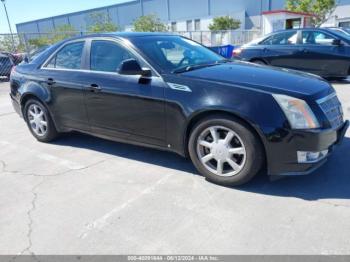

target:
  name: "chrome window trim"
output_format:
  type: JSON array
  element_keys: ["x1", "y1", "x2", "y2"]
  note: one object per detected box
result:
[
  {"x1": 40, "y1": 36, "x2": 162, "y2": 78},
  {"x1": 40, "y1": 67, "x2": 162, "y2": 80}
]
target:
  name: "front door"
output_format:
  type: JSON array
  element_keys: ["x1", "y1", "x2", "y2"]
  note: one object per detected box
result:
[
  {"x1": 83, "y1": 39, "x2": 166, "y2": 147},
  {"x1": 300, "y1": 30, "x2": 350, "y2": 77}
]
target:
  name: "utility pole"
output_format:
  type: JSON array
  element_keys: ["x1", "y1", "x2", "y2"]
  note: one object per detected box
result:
[{"x1": 1, "y1": 0, "x2": 16, "y2": 52}]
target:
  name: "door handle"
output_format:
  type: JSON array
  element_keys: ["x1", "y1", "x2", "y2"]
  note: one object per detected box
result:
[
  {"x1": 46, "y1": 78, "x2": 56, "y2": 86},
  {"x1": 88, "y1": 84, "x2": 102, "y2": 92}
]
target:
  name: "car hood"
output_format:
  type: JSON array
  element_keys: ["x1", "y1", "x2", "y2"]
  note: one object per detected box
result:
[{"x1": 182, "y1": 62, "x2": 333, "y2": 98}]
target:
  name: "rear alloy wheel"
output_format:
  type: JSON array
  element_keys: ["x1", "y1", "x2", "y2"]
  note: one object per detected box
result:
[
  {"x1": 24, "y1": 99, "x2": 58, "y2": 142},
  {"x1": 189, "y1": 116, "x2": 264, "y2": 186}
]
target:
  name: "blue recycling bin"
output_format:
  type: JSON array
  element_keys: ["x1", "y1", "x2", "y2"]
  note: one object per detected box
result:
[{"x1": 209, "y1": 45, "x2": 235, "y2": 58}]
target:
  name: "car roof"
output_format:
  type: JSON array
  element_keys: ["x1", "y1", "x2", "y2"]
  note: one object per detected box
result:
[
  {"x1": 60, "y1": 32, "x2": 174, "y2": 44},
  {"x1": 272, "y1": 28, "x2": 333, "y2": 33}
]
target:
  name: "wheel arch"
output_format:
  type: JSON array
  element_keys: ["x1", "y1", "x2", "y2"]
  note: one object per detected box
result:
[
  {"x1": 20, "y1": 93, "x2": 49, "y2": 115},
  {"x1": 183, "y1": 109, "x2": 267, "y2": 162},
  {"x1": 19, "y1": 81, "x2": 50, "y2": 106},
  {"x1": 250, "y1": 58, "x2": 268, "y2": 65},
  {"x1": 20, "y1": 93, "x2": 59, "y2": 132}
]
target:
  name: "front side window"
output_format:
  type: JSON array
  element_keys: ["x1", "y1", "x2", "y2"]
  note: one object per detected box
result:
[
  {"x1": 302, "y1": 31, "x2": 336, "y2": 45},
  {"x1": 261, "y1": 31, "x2": 298, "y2": 45},
  {"x1": 46, "y1": 41, "x2": 84, "y2": 69},
  {"x1": 131, "y1": 36, "x2": 225, "y2": 73},
  {"x1": 90, "y1": 40, "x2": 136, "y2": 73}
]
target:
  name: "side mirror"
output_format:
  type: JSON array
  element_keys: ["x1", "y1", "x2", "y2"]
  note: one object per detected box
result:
[
  {"x1": 119, "y1": 59, "x2": 152, "y2": 77},
  {"x1": 332, "y1": 39, "x2": 342, "y2": 46}
]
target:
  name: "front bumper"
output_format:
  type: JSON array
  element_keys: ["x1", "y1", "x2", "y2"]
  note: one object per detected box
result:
[{"x1": 267, "y1": 120, "x2": 349, "y2": 176}]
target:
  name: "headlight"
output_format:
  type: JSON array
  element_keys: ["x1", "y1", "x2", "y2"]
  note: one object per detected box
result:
[{"x1": 273, "y1": 94, "x2": 320, "y2": 129}]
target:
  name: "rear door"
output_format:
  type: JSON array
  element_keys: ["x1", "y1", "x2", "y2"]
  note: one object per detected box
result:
[
  {"x1": 259, "y1": 30, "x2": 302, "y2": 70},
  {"x1": 300, "y1": 30, "x2": 350, "y2": 77},
  {"x1": 40, "y1": 40, "x2": 90, "y2": 131}
]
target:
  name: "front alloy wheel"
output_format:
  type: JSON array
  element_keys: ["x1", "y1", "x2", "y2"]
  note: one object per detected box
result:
[
  {"x1": 197, "y1": 126, "x2": 246, "y2": 177},
  {"x1": 189, "y1": 115, "x2": 264, "y2": 186}
]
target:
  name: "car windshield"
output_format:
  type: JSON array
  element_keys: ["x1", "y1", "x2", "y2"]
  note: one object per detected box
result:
[
  {"x1": 329, "y1": 28, "x2": 350, "y2": 39},
  {"x1": 245, "y1": 36, "x2": 267, "y2": 46},
  {"x1": 131, "y1": 36, "x2": 226, "y2": 73}
]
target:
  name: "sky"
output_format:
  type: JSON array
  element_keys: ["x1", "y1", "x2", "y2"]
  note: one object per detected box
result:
[{"x1": 0, "y1": 0, "x2": 130, "y2": 33}]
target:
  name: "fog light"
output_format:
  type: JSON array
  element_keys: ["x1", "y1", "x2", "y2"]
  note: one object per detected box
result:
[{"x1": 297, "y1": 150, "x2": 328, "y2": 163}]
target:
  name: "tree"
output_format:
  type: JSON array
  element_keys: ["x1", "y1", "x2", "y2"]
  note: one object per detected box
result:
[
  {"x1": 209, "y1": 16, "x2": 241, "y2": 31},
  {"x1": 0, "y1": 35, "x2": 16, "y2": 52},
  {"x1": 286, "y1": 0, "x2": 337, "y2": 26},
  {"x1": 51, "y1": 24, "x2": 79, "y2": 43},
  {"x1": 87, "y1": 12, "x2": 119, "y2": 33},
  {"x1": 0, "y1": 34, "x2": 26, "y2": 52},
  {"x1": 28, "y1": 24, "x2": 78, "y2": 48},
  {"x1": 133, "y1": 14, "x2": 168, "y2": 32}
]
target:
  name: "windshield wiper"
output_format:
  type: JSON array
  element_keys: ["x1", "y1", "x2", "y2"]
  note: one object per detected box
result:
[{"x1": 172, "y1": 59, "x2": 231, "y2": 74}]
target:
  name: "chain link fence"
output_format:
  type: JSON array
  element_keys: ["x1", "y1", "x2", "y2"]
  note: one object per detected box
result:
[
  {"x1": 0, "y1": 30, "x2": 261, "y2": 81},
  {"x1": 177, "y1": 30, "x2": 262, "y2": 47}
]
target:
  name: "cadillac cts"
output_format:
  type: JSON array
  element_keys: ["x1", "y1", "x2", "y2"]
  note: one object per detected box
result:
[{"x1": 10, "y1": 33, "x2": 349, "y2": 186}]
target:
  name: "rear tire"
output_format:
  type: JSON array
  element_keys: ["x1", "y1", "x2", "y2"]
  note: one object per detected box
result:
[
  {"x1": 251, "y1": 59, "x2": 267, "y2": 65},
  {"x1": 24, "y1": 99, "x2": 59, "y2": 142},
  {"x1": 188, "y1": 115, "x2": 264, "y2": 186}
]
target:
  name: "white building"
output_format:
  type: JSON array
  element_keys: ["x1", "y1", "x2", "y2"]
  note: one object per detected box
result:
[{"x1": 15, "y1": 0, "x2": 350, "y2": 35}]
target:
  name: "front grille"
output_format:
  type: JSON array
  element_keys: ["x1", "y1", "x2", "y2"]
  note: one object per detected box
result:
[{"x1": 317, "y1": 93, "x2": 344, "y2": 129}]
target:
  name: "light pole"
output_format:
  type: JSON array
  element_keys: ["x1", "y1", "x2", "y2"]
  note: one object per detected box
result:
[{"x1": 1, "y1": 0, "x2": 16, "y2": 51}]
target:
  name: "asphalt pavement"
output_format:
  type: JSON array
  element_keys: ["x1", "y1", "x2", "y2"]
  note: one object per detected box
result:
[{"x1": 0, "y1": 79, "x2": 349, "y2": 255}]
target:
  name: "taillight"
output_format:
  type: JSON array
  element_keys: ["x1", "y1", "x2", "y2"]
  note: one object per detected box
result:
[{"x1": 233, "y1": 48, "x2": 242, "y2": 56}]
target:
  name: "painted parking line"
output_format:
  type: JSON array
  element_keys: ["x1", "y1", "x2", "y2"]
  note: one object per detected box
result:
[
  {"x1": 79, "y1": 174, "x2": 172, "y2": 239},
  {"x1": 0, "y1": 140, "x2": 85, "y2": 170}
]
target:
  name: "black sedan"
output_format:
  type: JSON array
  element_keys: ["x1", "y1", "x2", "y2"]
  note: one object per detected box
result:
[
  {"x1": 233, "y1": 28, "x2": 350, "y2": 80},
  {"x1": 10, "y1": 33, "x2": 349, "y2": 186}
]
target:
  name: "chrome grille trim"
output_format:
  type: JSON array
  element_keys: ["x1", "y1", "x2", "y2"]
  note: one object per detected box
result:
[{"x1": 317, "y1": 93, "x2": 344, "y2": 129}]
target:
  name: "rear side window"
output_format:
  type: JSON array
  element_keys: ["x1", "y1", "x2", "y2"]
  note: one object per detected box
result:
[
  {"x1": 90, "y1": 40, "x2": 136, "y2": 72},
  {"x1": 302, "y1": 31, "x2": 336, "y2": 45},
  {"x1": 46, "y1": 41, "x2": 84, "y2": 69},
  {"x1": 261, "y1": 31, "x2": 298, "y2": 45}
]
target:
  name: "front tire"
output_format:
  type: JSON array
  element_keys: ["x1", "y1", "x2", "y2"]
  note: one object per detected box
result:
[
  {"x1": 188, "y1": 115, "x2": 264, "y2": 186},
  {"x1": 24, "y1": 99, "x2": 59, "y2": 142}
]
